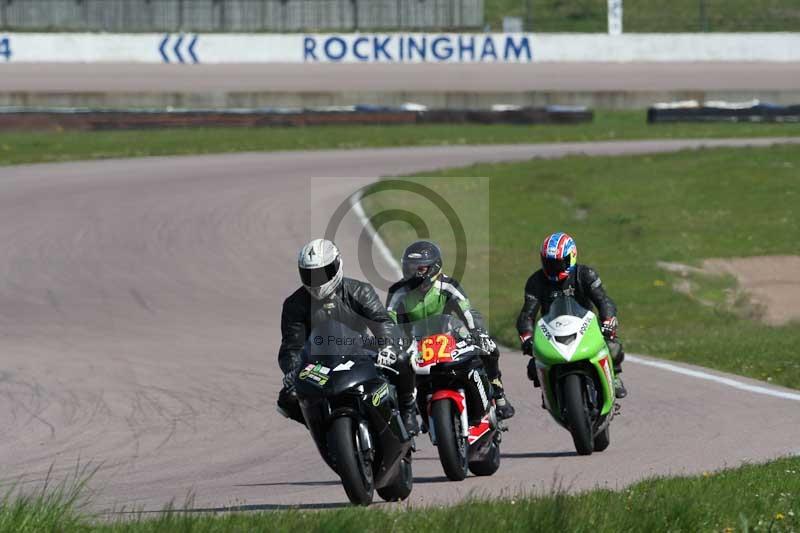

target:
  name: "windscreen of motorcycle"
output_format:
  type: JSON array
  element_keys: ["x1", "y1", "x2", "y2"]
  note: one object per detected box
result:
[
  {"x1": 543, "y1": 295, "x2": 590, "y2": 322},
  {"x1": 302, "y1": 319, "x2": 377, "y2": 363},
  {"x1": 408, "y1": 314, "x2": 470, "y2": 343}
]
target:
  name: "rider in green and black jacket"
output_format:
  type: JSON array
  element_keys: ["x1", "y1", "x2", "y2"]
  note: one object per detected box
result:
[{"x1": 386, "y1": 240, "x2": 515, "y2": 420}]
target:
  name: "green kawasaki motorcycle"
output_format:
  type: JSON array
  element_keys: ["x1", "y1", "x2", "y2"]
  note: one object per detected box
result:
[{"x1": 532, "y1": 295, "x2": 618, "y2": 455}]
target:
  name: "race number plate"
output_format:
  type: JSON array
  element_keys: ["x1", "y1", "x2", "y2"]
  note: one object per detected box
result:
[{"x1": 416, "y1": 334, "x2": 457, "y2": 368}]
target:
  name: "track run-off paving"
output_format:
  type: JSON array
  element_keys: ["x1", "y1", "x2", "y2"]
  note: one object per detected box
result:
[{"x1": 0, "y1": 62, "x2": 798, "y2": 92}]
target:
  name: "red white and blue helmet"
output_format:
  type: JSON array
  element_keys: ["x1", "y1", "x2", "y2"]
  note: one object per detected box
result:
[{"x1": 540, "y1": 232, "x2": 577, "y2": 282}]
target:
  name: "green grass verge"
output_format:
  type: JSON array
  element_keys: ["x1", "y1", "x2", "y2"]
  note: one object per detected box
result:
[
  {"x1": 3, "y1": 111, "x2": 800, "y2": 167},
  {"x1": 485, "y1": 0, "x2": 800, "y2": 32},
  {"x1": 2, "y1": 457, "x2": 799, "y2": 531},
  {"x1": 362, "y1": 144, "x2": 800, "y2": 389}
]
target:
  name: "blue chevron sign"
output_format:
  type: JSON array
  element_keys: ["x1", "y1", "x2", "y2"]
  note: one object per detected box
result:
[{"x1": 159, "y1": 34, "x2": 199, "y2": 64}]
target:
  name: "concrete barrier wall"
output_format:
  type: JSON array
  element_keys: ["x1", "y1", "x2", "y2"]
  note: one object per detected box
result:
[
  {"x1": 534, "y1": 33, "x2": 800, "y2": 62},
  {"x1": 0, "y1": 32, "x2": 799, "y2": 63}
]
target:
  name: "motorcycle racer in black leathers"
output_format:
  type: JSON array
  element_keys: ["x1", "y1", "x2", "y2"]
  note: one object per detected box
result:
[
  {"x1": 277, "y1": 238, "x2": 420, "y2": 434},
  {"x1": 516, "y1": 232, "x2": 628, "y2": 399},
  {"x1": 386, "y1": 240, "x2": 516, "y2": 420}
]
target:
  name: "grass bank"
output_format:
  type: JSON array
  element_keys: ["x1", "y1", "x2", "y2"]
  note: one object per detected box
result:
[
  {"x1": 2, "y1": 457, "x2": 798, "y2": 532},
  {"x1": 485, "y1": 0, "x2": 800, "y2": 32},
  {"x1": 2, "y1": 111, "x2": 800, "y2": 167},
  {"x1": 363, "y1": 144, "x2": 800, "y2": 389}
]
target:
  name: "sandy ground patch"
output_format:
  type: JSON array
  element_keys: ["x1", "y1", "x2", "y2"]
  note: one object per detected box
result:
[{"x1": 661, "y1": 256, "x2": 800, "y2": 326}]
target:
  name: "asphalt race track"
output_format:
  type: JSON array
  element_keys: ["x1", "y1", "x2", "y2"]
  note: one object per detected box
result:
[
  {"x1": 1, "y1": 62, "x2": 798, "y2": 92},
  {"x1": 1, "y1": 139, "x2": 799, "y2": 512}
]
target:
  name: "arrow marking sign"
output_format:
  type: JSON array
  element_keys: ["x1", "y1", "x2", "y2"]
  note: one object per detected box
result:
[{"x1": 159, "y1": 34, "x2": 199, "y2": 64}]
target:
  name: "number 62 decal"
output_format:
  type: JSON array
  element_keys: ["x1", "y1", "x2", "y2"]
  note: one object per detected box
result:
[{"x1": 417, "y1": 334, "x2": 456, "y2": 367}]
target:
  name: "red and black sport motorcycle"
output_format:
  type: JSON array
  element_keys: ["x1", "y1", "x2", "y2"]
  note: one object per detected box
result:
[{"x1": 410, "y1": 315, "x2": 503, "y2": 481}]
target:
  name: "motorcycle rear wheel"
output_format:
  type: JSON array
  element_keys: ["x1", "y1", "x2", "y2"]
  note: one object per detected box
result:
[
  {"x1": 377, "y1": 450, "x2": 413, "y2": 502},
  {"x1": 468, "y1": 438, "x2": 500, "y2": 476},
  {"x1": 330, "y1": 416, "x2": 374, "y2": 505},
  {"x1": 432, "y1": 399, "x2": 468, "y2": 481},
  {"x1": 563, "y1": 374, "x2": 594, "y2": 456},
  {"x1": 594, "y1": 424, "x2": 611, "y2": 452}
]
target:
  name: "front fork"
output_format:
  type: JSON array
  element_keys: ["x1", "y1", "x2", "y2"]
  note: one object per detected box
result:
[{"x1": 427, "y1": 388, "x2": 468, "y2": 446}]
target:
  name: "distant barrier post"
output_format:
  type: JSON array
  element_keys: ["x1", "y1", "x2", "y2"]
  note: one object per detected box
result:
[{"x1": 608, "y1": 0, "x2": 623, "y2": 35}]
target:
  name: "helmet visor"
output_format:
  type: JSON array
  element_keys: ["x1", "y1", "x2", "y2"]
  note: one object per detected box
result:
[
  {"x1": 299, "y1": 257, "x2": 341, "y2": 288},
  {"x1": 402, "y1": 259, "x2": 434, "y2": 280},
  {"x1": 542, "y1": 256, "x2": 571, "y2": 278}
]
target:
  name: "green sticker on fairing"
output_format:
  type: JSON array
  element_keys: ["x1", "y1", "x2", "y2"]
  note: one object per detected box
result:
[
  {"x1": 372, "y1": 383, "x2": 389, "y2": 406},
  {"x1": 299, "y1": 363, "x2": 331, "y2": 386}
]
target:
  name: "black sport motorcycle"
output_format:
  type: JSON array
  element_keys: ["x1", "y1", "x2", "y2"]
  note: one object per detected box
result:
[{"x1": 293, "y1": 320, "x2": 414, "y2": 505}]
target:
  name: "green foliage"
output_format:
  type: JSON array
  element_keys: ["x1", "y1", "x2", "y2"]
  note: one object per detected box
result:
[
  {"x1": 2, "y1": 111, "x2": 800, "y2": 167},
  {"x1": 3, "y1": 458, "x2": 799, "y2": 531},
  {"x1": 0, "y1": 464, "x2": 95, "y2": 533}
]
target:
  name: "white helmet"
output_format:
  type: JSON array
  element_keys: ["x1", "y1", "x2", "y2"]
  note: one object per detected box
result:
[{"x1": 298, "y1": 239, "x2": 343, "y2": 300}]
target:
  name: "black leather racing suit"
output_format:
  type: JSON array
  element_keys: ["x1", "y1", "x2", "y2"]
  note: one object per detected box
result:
[
  {"x1": 516, "y1": 264, "x2": 624, "y2": 375},
  {"x1": 278, "y1": 277, "x2": 415, "y2": 423}
]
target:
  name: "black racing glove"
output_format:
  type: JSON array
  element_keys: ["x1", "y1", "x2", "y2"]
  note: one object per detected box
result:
[
  {"x1": 282, "y1": 371, "x2": 297, "y2": 393},
  {"x1": 471, "y1": 330, "x2": 496, "y2": 354},
  {"x1": 520, "y1": 332, "x2": 533, "y2": 356},
  {"x1": 601, "y1": 317, "x2": 618, "y2": 340}
]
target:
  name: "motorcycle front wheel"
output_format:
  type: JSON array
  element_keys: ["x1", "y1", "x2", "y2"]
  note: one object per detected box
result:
[
  {"x1": 330, "y1": 416, "x2": 374, "y2": 505},
  {"x1": 563, "y1": 374, "x2": 594, "y2": 456},
  {"x1": 432, "y1": 399, "x2": 468, "y2": 481}
]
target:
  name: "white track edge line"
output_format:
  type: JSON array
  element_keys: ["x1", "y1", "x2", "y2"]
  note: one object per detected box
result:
[
  {"x1": 352, "y1": 189, "x2": 800, "y2": 404},
  {"x1": 626, "y1": 355, "x2": 800, "y2": 402},
  {"x1": 351, "y1": 190, "x2": 403, "y2": 279}
]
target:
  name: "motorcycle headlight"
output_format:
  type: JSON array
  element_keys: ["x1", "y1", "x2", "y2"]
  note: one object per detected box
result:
[{"x1": 555, "y1": 334, "x2": 577, "y2": 345}]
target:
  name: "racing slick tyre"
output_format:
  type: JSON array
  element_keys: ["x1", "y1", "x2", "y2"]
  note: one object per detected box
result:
[
  {"x1": 330, "y1": 416, "x2": 374, "y2": 505},
  {"x1": 377, "y1": 450, "x2": 413, "y2": 502},
  {"x1": 594, "y1": 424, "x2": 611, "y2": 452},
  {"x1": 563, "y1": 374, "x2": 594, "y2": 456},
  {"x1": 432, "y1": 399, "x2": 468, "y2": 481},
  {"x1": 468, "y1": 439, "x2": 500, "y2": 477}
]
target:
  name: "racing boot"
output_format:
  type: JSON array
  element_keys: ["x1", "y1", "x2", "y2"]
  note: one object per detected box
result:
[
  {"x1": 608, "y1": 340, "x2": 627, "y2": 398},
  {"x1": 526, "y1": 358, "x2": 541, "y2": 388},
  {"x1": 613, "y1": 376, "x2": 627, "y2": 399},
  {"x1": 491, "y1": 379, "x2": 516, "y2": 420},
  {"x1": 399, "y1": 394, "x2": 420, "y2": 436}
]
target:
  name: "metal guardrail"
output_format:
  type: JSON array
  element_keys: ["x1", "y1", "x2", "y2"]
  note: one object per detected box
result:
[{"x1": 0, "y1": 0, "x2": 484, "y2": 32}]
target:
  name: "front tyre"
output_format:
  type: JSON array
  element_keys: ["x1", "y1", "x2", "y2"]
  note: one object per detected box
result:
[
  {"x1": 563, "y1": 374, "x2": 594, "y2": 456},
  {"x1": 330, "y1": 416, "x2": 374, "y2": 505},
  {"x1": 432, "y1": 399, "x2": 468, "y2": 481},
  {"x1": 377, "y1": 450, "x2": 413, "y2": 502}
]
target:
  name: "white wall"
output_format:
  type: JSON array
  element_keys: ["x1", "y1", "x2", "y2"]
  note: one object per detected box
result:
[
  {"x1": 535, "y1": 33, "x2": 800, "y2": 62},
  {"x1": 1, "y1": 32, "x2": 799, "y2": 64}
]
